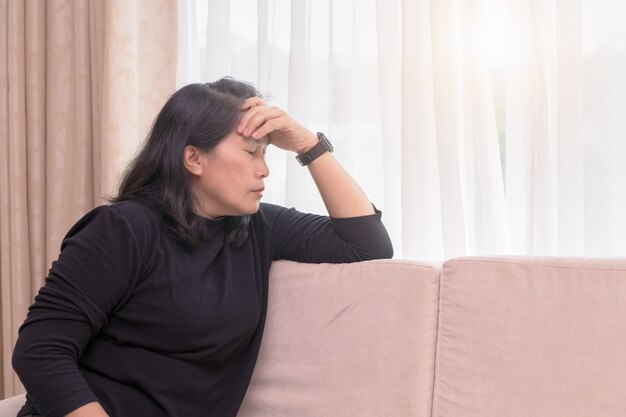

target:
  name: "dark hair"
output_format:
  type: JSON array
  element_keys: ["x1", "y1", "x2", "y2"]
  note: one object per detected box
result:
[{"x1": 111, "y1": 77, "x2": 261, "y2": 248}]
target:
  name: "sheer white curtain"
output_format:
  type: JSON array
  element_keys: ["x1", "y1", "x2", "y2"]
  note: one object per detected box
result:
[
  {"x1": 580, "y1": 0, "x2": 626, "y2": 256},
  {"x1": 506, "y1": 0, "x2": 626, "y2": 256},
  {"x1": 178, "y1": 0, "x2": 626, "y2": 259},
  {"x1": 177, "y1": 0, "x2": 510, "y2": 260},
  {"x1": 379, "y1": 0, "x2": 511, "y2": 259}
]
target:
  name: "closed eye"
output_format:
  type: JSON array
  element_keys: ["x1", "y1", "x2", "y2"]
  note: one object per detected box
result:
[{"x1": 246, "y1": 148, "x2": 267, "y2": 157}]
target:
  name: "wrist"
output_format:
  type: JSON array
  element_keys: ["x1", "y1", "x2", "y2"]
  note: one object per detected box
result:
[
  {"x1": 294, "y1": 133, "x2": 319, "y2": 154},
  {"x1": 295, "y1": 132, "x2": 334, "y2": 166}
]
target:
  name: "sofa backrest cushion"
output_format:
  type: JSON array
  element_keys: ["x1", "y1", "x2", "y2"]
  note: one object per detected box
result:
[
  {"x1": 433, "y1": 256, "x2": 626, "y2": 417},
  {"x1": 238, "y1": 259, "x2": 441, "y2": 417}
]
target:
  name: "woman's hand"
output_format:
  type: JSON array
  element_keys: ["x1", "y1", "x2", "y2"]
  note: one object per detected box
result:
[{"x1": 237, "y1": 97, "x2": 318, "y2": 154}]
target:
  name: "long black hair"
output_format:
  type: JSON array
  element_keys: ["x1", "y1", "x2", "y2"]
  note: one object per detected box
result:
[{"x1": 111, "y1": 77, "x2": 261, "y2": 248}]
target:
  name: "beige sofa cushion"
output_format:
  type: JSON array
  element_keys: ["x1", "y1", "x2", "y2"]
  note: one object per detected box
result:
[
  {"x1": 433, "y1": 256, "x2": 626, "y2": 417},
  {"x1": 238, "y1": 259, "x2": 441, "y2": 417}
]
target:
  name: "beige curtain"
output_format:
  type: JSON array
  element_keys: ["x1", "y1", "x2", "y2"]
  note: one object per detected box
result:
[{"x1": 0, "y1": 0, "x2": 177, "y2": 398}]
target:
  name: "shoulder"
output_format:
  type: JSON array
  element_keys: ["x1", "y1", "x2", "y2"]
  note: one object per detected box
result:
[
  {"x1": 66, "y1": 200, "x2": 161, "y2": 247},
  {"x1": 253, "y1": 202, "x2": 296, "y2": 227},
  {"x1": 248, "y1": 203, "x2": 292, "y2": 238},
  {"x1": 256, "y1": 202, "x2": 288, "y2": 218},
  {"x1": 108, "y1": 199, "x2": 161, "y2": 227}
]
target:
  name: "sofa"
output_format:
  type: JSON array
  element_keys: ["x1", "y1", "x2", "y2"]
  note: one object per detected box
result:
[{"x1": 1, "y1": 256, "x2": 625, "y2": 417}]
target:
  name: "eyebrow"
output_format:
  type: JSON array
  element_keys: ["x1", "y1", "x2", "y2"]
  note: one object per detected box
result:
[{"x1": 243, "y1": 137, "x2": 269, "y2": 149}]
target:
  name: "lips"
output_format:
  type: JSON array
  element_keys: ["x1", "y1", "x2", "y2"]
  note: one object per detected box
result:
[{"x1": 252, "y1": 187, "x2": 265, "y2": 193}]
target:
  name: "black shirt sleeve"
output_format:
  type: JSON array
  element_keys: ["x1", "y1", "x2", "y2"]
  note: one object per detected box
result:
[
  {"x1": 12, "y1": 204, "x2": 146, "y2": 417},
  {"x1": 260, "y1": 203, "x2": 394, "y2": 263}
]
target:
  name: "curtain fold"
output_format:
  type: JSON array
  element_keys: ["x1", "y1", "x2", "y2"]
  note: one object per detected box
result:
[
  {"x1": 0, "y1": 0, "x2": 176, "y2": 398},
  {"x1": 504, "y1": 0, "x2": 625, "y2": 256},
  {"x1": 45, "y1": 0, "x2": 100, "y2": 272},
  {"x1": 506, "y1": 0, "x2": 558, "y2": 254},
  {"x1": 1, "y1": 0, "x2": 50, "y2": 397},
  {"x1": 100, "y1": 0, "x2": 178, "y2": 198},
  {"x1": 579, "y1": 0, "x2": 626, "y2": 255},
  {"x1": 399, "y1": 0, "x2": 445, "y2": 260}
]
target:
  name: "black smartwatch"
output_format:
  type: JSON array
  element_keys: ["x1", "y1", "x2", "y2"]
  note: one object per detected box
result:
[{"x1": 296, "y1": 132, "x2": 334, "y2": 166}]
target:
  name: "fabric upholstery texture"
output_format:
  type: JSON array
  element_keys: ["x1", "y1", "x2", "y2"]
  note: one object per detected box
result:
[
  {"x1": 433, "y1": 256, "x2": 626, "y2": 417},
  {"x1": 238, "y1": 259, "x2": 441, "y2": 417}
]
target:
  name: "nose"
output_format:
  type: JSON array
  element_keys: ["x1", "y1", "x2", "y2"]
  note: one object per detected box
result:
[{"x1": 257, "y1": 158, "x2": 270, "y2": 178}]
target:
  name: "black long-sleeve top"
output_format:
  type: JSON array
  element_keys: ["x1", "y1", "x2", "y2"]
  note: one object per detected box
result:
[{"x1": 12, "y1": 200, "x2": 393, "y2": 417}]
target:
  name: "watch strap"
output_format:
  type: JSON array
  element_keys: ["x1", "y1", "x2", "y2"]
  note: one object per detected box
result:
[{"x1": 296, "y1": 132, "x2": 334, "y2": 166}]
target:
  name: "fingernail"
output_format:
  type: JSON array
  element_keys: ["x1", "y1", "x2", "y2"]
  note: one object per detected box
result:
[
  {"x1": 244, "y1": 128, "x2": 251, "y2": 136},
  {"x1": 237, "y1": 124, "x2": 243, "y2": 133}
]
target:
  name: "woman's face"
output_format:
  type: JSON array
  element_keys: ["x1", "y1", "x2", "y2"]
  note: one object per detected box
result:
[{"x1": 186, "y1": 128, "x2": 269, "y2": 219}]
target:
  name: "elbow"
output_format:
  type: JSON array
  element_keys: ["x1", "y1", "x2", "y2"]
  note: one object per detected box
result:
[
  {"x1": 367, "y1": 223, "x2": 394, "y2": 260},
  {"x1": 356, "y1": 237, "x2": 394, "y2": 261},
  {"x1": 370, "y1": 239, "x2": 394, "y2": 260},
  {"x1": 12, "y1": 342, "x2": 29, "y2": 381},
  {"x1": 370, "y1": 228, "x2": 394, "y2": 260},
  {"x1": 380, "y1": 241, "x2": 394, "y2": 259},
  {"x1": 12, "y1": 334, "x2": 41, "y2": 383}
]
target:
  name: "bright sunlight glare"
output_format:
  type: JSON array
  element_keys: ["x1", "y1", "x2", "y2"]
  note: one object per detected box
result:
[{"x1": 481, "y1": 0, "x2": 508, "y2": 69}]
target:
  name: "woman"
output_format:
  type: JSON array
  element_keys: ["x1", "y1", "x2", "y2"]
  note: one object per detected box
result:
[{"x1": 12, "y1": 78, "x2": 393, "y2": 417}]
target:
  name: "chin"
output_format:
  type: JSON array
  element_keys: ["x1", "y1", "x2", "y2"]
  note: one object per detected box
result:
[
  {"x1": 238, "y1": 203, "x2": 260, "y2": 216},
  {"x1": 247, "y1": 204, "x2": 261, "y2": 214}
]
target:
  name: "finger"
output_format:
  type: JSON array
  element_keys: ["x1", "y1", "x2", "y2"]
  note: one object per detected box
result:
[
  {"x1": 250, "y1": 119, "x2": 285, "y2": 140},
  {"x1": 241, "y1": 107, "x2": 284, "y2": 137},
  {"x1": 240, "y1": 96, "x2": 266, "y2": 111},
  {"x1": 237, "y1": 103, "x2": 267, "y2": 134}
]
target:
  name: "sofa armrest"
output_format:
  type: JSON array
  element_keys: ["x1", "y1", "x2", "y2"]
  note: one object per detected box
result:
[{"x1": 0, "y1": 393, "x2": 25, "y2": 417}]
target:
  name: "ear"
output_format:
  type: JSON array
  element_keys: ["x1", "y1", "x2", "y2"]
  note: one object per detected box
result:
[{"x1": 183, "y1": 145, "x2": 204, "y2": 176}]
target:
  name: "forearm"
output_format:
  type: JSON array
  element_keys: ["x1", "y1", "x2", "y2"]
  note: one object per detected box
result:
[
  {"x1": 65, "y1": 402, "x2": 109, "y2": 417},
  {"x1": 306, "y1": 150, "x2": 375, "y2": 218},
  {"x1": 12, "y1": 320, "x2": 100, "y2": 417}
]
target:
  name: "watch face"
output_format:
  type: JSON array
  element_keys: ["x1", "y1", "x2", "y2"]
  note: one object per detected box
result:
[{"x1": 317, "y1": 132, "x2": 334, "y2": 152}]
